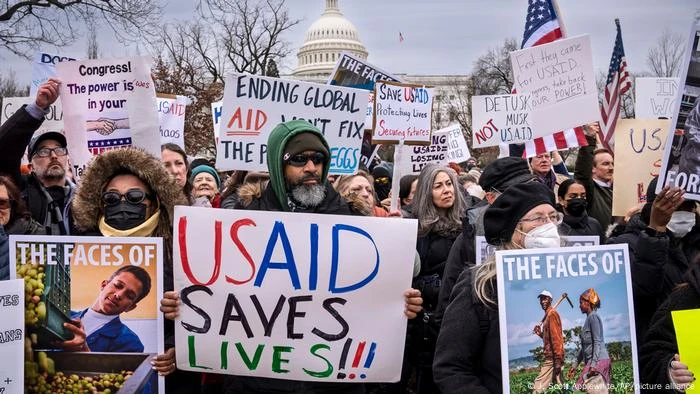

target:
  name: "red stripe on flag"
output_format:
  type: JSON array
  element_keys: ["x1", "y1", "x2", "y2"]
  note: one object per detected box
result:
[
  {"x1": 574, "y1": 127, "x2": 588, "y2": 146},
  {"x1": 553, "y1": 132, "x2": 568, "y2": 150},
  {"x1": 532, "y1": 28, "x2": 563, "y2": 46},
  {"x1": 534, "y1": 138, "x2": 547, "y2": 155}
]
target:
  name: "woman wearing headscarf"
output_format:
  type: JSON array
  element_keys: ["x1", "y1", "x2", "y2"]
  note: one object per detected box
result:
[
  {"x1": 434, "y1": 181, "x2": 561, "y2": 393},
  {"x1": 567, "y1": 288, "x2": 611, "y2": 393},
  {"x1": 72, "y1": 147, "x2": 199, "y2": 393},
  {"x1": 557, "y1": 179, "x2": 605, "y2": 242}
]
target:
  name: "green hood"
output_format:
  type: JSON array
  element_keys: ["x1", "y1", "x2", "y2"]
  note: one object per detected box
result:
[{"x1": 267, "y1": 120, "x2": 331, "y2": 211}]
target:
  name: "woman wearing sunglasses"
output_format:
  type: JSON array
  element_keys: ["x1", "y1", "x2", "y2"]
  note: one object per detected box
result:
[
  {"x1": 0, "y1": 175, "x2": 45, "y2": 280},
  {"x1": 71, "y1": 148, "x2": 199, "y2": 392}
]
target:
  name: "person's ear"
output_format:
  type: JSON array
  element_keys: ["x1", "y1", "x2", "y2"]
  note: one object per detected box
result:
[{"x1": 101, "y1": 279, "x2": 108, "y2": 289}]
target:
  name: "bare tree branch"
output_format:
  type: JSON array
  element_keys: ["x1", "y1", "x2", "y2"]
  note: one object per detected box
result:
[{"x1": 646, "y1": 29, "x2": 686, "y2": 78}]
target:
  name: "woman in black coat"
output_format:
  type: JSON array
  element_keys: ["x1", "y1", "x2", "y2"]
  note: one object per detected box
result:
[{"x1": 556, "y1": 179, "x2": 605, "y2": 242}]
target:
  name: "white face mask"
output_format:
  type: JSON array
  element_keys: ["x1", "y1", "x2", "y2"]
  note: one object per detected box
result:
[
  {"x1": 666, "y1": 211, "x2": 695, "y2": 238},
  {"x1": 518, "y1": 222, "x2": 561, "y2": 249}
]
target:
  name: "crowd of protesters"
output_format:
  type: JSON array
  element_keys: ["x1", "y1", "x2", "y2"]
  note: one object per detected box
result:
[{"x1": 0, "y1": 79, "x2": 698, "y2": 394}]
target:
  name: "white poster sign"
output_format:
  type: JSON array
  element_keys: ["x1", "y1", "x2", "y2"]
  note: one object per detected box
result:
[
  {"x1": 471, "y1": 94, "x2": 532, "y2": 148},
  {"x1": 510, "y1": 35, "x2": 599, "y2": 136},
  {"x1": 216, "y1": 74, "x2": 369, "y2": 174},
  {"x1": 0, "y1": 279, "x2": 24, "y2": 394},
  {"x1": 635, "y1": 78, "x2": 680, "y2": 119},
  {"x1": 212, "y1": 100, "x2": 223, "y2": 144},
  {"x1": 158, "y1": 94, "x2": 189, "y2": 148},
  {"x1": 372, "y1": 82, "x2": 434, "y2": 145},
  {"x1": 398, "y1": 133, "x2": 448, "y2": 175},
  {"x1": 56, "y1": 56, "x2": 160, "y2": 178},
  {"x1": 441, "y1": 123, "x2": 471, "y2": 163},
  {"x1": 475, "y1": 235, "x2": 600, "y2": 265},
  {"x1": 173, "y1": 206, "x2": 417, "y2": 382},
  {"x1": 30, "y1": 52, "x2": 78, "y2": 97}
]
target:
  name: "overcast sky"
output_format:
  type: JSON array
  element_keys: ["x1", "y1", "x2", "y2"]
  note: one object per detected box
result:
[{"x1": 2, "y1": 0, "x2": 698, "y2": 87}]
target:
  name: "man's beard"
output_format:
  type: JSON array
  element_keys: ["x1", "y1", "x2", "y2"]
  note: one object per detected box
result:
[
  {"x1": 288, "y1": 175, "x2": 325, "y2": 207},
  {"x1": 36, "y1": 162, "x2": 66, "y2": 182}
]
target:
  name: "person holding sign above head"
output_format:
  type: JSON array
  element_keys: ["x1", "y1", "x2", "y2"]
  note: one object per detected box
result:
[
  {"x1": 433, "y1": 181, "x2": 559, "y2": 394},
  {"x1": 0, "y1": 78, "x2": 77, "y2": 235},
  {"x1": 556, "y1": 179, "x2": 605, "y2": 242},
  {"x1": 528, "y1": 150, "x2": 571, "y2": 195},
  {"x1": 161, "y1": 119, "x2": 423, "y2": 394}
]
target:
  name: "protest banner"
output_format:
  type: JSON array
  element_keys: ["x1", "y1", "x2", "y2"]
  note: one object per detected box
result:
[
  {"x1": 510, "y1": 35, "x2": 599, "y2": 137},
  {"x1": 635, "y1": 78, "x2": 680, "y2": 119},
  {"x1": 216, "y1": 74, "x2": 369, "y2": 174},
  {"x1": 612, "y1": 119, "x2": 669, "y2": 215},
  {"x1": 441, "y1": 123, "x2": 471, "y2": 163},
  {"x1": 672, "y1": 309, "x2": 700, "y2": 394},
  {"x1": 30, "y1": 52, "x2": 77, "y2": 97},
  {"x1": 496, "y1": 244, "x2": 639, "y2": 394},
  {"x1": 173, "y1": 206, "x2": 417, "y2": 382},
  {"x1": 471, "y1": 94, "x2": 532, "y2": 148},
  {"x1": 397, "y1": 124, "x2": 470, "y2": 174},
  {"x1": 474, "y1": 235, "x2": 599, "y2": 265},
  {"x1": 10, "y1": 235, "x2": 164, "y2": 393},
  {"x1": 212, "y1": 100, "x2": 223, "y2": 145},
  {"x1": 0, "y1": 279, "x2": 24, "y2": 394},
  {"x1": 656, "y1": 26, "x2": 700, "y2": 201},
  {"x1": 372, "y1": 81, "x2": 434, "y2": 145},
  {"x1": 56, "y1": 56, "x2": 160, "y2": 179},
  {"x1": 157, "y1": 93, "x2": 189, "y2": 148}
]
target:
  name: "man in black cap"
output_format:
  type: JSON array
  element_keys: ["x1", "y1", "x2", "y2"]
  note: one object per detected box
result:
[{"x1": 0, "y1": 78, "x2": 76, "y2": 234}]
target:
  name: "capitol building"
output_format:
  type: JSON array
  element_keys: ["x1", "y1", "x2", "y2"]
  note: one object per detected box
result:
[{"x1": 288, "y1": 0, "x2": 470, "y2": 131}]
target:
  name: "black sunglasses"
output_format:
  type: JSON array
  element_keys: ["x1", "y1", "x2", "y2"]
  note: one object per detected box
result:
[
  {"x1": 101, "y1": 188, "x2": 152, "y2": 206},
  {"x1": 286, "y1": 152, "x2": 325, "y2": 167}
]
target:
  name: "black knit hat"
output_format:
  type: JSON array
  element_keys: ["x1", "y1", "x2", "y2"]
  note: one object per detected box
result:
[
  {"x1": 484, "y1": 182, "x2": 556, "y2": 245},
  {"x1": 479, "y1": 157, "x2": 535, "y2": 192},
  {"x1": 283, "y1": 132, "x2": 329, "y2": 161}
]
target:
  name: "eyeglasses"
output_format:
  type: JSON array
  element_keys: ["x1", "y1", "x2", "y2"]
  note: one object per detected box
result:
[
  {"x1": 286, "y1": 152, "x2": 325, "y2": 167},
  {"x1": 519, "y1": 212, "x2": 564, "y2": 225},
  {"x1": 0, "y1": 198, "x2": 12, "y2": 209},
  {"x1": 34, "y1": 147, "x2": 68, "y2": 158},
  {"x1": 101, "y1": 189, "x2": 152, "y2": 206}
]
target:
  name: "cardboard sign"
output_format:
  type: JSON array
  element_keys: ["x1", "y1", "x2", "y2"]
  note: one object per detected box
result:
[
  {"x1": 157, "y1": 94, "x2": 189, "y2": 148},
  {"x1": 216, "y1": 74, "x2": 369, "y2": 174},
  {"x1": 657, "y1": 26, "x2": 700, "y2": 202},
  {"x1": 635, "y1": 78, "x2": 680, "y2": 119},
  {"x1": 471, "y1": 94, "x2": 532, "y2": 148},
  {"x1": 612, "y1": 119, "x2": 669, "y2": 215},
  {"x1": 1, "y1": 96, "x2": 64, "y2": 137},
  {"x1": 397, "y1": 133, "x2": 448, "y2": 175},
  {"x1": 474, "y1": 235, "x2": 600, "y2": 265},
  {"x1": 328, "y1": 53, "x2": 401, "y2": 131},
  {"x1": 510, "y1": 35, "x2": 599, "y2": 137},
  {"x1": 173, "y1": 206, "x2": 417, "y2": 382},
  {"x1": 56, "y1": 56, "x2": 160, "y2": 179},
  {"x1": 372, "y1": 82, "x2": 434, "y2": 145},
  {"x1": 496, "y1": 244, "x2": 639, "y2": 393},
  {"x1": 441, "y1": 123, "x2": 471, "y2": 163},
  {"x1": 672, "y1": 309, "x2": 700, "y2": 394},
  {"x1": 9, "y1": 235, "x2": 164, "y2": 392},
  {"x1": 0, "y1": 279, "x2": 24, "y2": 394},
  {"x1": 30, "y1": 51, "x2": 78, "y2": 97}
]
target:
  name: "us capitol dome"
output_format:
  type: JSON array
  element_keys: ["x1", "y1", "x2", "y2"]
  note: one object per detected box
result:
[{"x1": 290, "y1": 0, "x2": 368, "y2": 83}]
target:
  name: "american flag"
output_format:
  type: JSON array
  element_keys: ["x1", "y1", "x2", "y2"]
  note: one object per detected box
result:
[
  {"x1": 599, "y1": 19, "x2": 632, "y2": 150},
  {"x1": 517, "y1": 0, "x2": 588, "y2": 158}
]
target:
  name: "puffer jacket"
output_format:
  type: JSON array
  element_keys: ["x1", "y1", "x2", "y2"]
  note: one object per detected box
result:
[{"x1": 0, "y1": 216, "x2": 46, "y2": 280}]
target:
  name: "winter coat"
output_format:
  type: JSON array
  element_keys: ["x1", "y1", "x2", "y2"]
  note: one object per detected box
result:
[
  {"x1": 606, "y1": 214, "x2": 689, "y2": 346},
  {"x1": 0, "y1": 216, "x2": 45, "y2": 280},
  {"x1": 575, "y1": 134, "x2": 614, "y2": 232},
  {"x1": 433, "y1": 267, "x2": 501, "y2": 394},
  {"x1": 640, "y1": 264, "x2": 700, "y2": 393},
  {"x1": 0, "y1": 105, "x2": 77, "y2": 235},
  {"x1": 559, "y1": 211, "x2": 605, "y2": 243}
]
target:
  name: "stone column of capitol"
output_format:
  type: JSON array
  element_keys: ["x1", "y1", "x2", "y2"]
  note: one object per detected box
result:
[{"x1": 288, "y1": 0, "x2": 470, "y2": 131}]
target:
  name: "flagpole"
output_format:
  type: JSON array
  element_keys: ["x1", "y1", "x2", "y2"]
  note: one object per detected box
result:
[{"x1": 551, "y1": 0, "x2": 568, "y2": 38}]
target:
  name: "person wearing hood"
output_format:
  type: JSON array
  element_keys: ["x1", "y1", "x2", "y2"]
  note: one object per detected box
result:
[
  {"x1": 557, "y1": 179, "x2": 605, "y2": 242},
  {"x1": 434, "y1": 181, "x2": 561, "y2": 394},
  {"x1": 640, "y1": 258, "x2": 700, "y2": 393},
  {"x1": 190, "y1": 164, "x2": 222, "y2": 208},
  {"x1": 371, "y1": 161, "x2": 393, "y2": 204},
  {"x1": 71, "y1": 147, "x2": 198, "y2": 392}
]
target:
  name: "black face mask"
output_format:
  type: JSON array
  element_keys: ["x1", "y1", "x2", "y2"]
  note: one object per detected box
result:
[
  {"x1": 104, "y1": 202, "x2": 148, "y2": 230},
  {"x1": 565, "y1": 198, "x2": 587, "y2": 217}
]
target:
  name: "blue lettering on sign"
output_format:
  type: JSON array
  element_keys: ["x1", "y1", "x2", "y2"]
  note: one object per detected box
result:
[
  {"x1": 255, "y1": 221, "x2": 302, "y2": 290},
  {"x1": 329, "y1": 224, "x2": 379, "y2": 293},
  {"x1": 213, "y1": 105, "x2": 223, "y2": 125},
  {"x1": 330, "y1": 147, "x2": 359, "y2": 174},
  {"x1": 40, "y1": 53, "x2": 76, "y2": 65}
]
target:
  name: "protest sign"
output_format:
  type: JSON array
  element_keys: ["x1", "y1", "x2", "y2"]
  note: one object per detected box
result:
[
  {"x1": 672, "y1": 309, "x2": 700, "y2": 394},
  {"x1": 56, "y1": 56, "x2": 160, "y2": 179},
  {"x1": 157, "y1": 94, "x2": 189, "y2": 148},
  {"x1": 496, "y1": 244, "x2": 639, "y2": 393},
  {"x1": 30, "y1": 52, "x2": 77, "y2": 97},
  {"x1": 474, "y1": 235, "x2": 599, "y2": 265},
  {"x1": 397, "y1": 133, "x2": 448, "y2": 175},
  {"x1": 372, "y1": 81, "x2": 434, "y2": 145},
  {"x1": 173, "y1": 206, "x2": 417, "y2": 382},
  {"x1": 1, "y1": 96, "x2": 64, "y2": 136},
  {"x1": 10, "y1": 235, "x2": 164, "y2": 393},
  {"x1": 441, "y1": 123, "x2": 471, "y2": 163},
  {"x1": 612, "y1": 119, "x2": 669, "y2": 215},
  {"x1": 635, "y1": 78, "x2": 680, "y2": 119},
  {"x1": 0, "y1": 279, "x2": 24, "y2": 394},
  {"x1": 212, "y1": 100, "x2": 223, "y2": 144},
  {"x1": 510, "y1": 35, "x2": 599, "y2": 137},
  {"x1": 471, "y1": 94, "x2": 532, "y2": 148},
  {"x1": 657, "y1": 26, "x2": 700, "y2": 201},
  {"x1": 216, "y1": 74, "x2": 369, "y2": 174}
]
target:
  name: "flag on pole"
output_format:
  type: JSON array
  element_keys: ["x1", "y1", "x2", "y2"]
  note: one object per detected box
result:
[
  {"x1": 399, "y1": 32, "x2": 404, "y2": 43},
  {"x1": 516, "y1": 0, "x2": 588, "y2": 158},
  {"x1": 599, "y1": 19, "x2": 632, "y2": 150}
]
